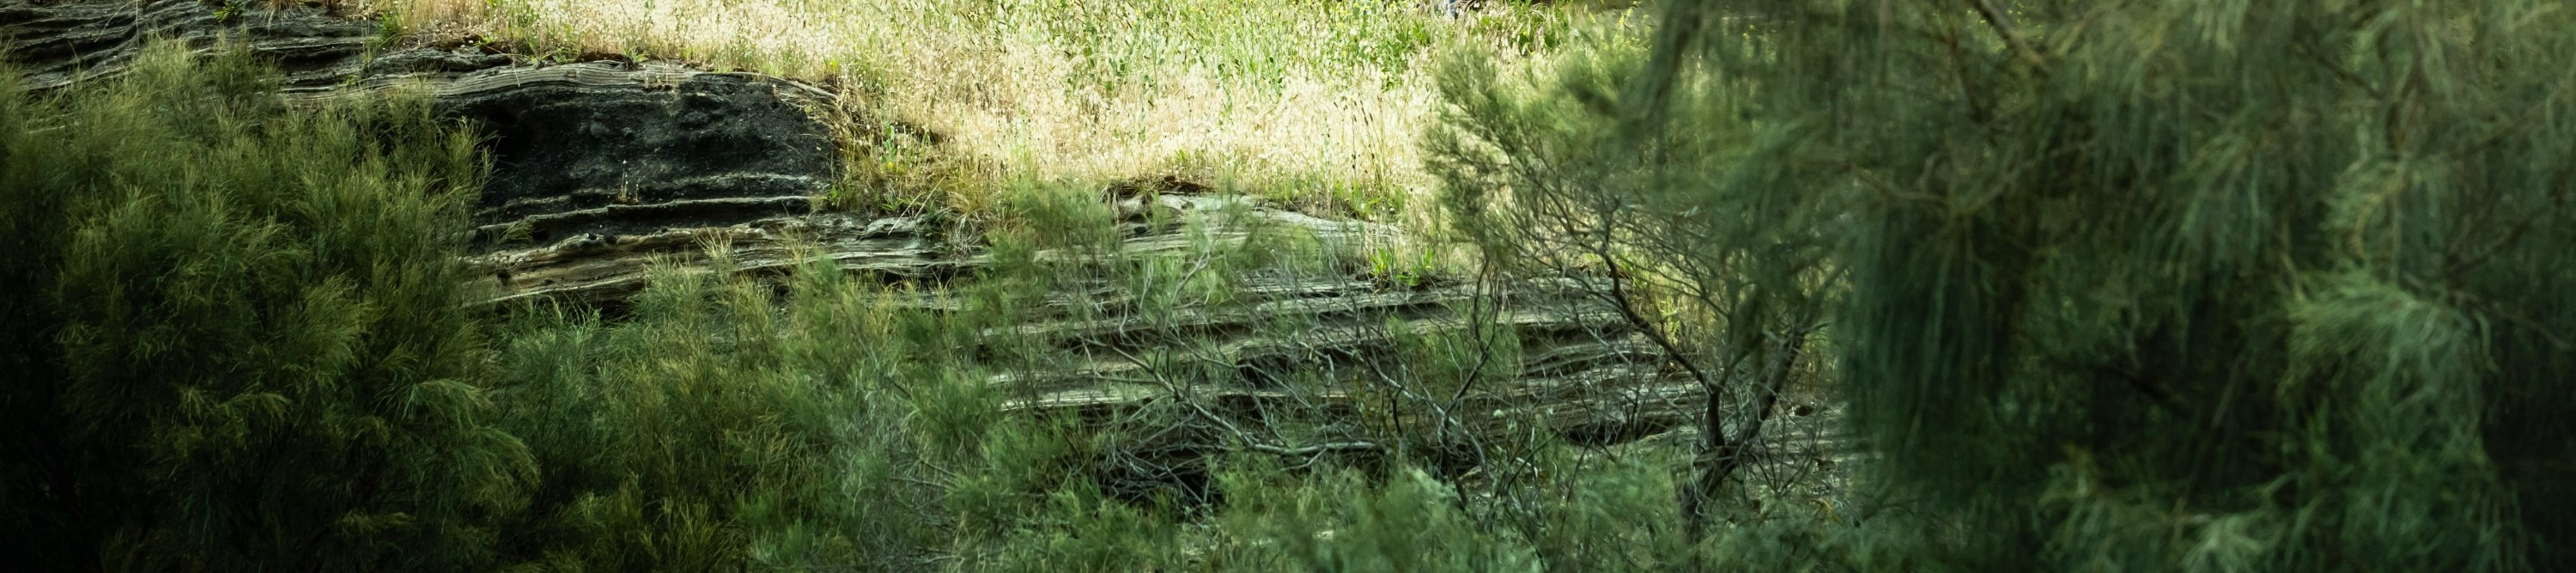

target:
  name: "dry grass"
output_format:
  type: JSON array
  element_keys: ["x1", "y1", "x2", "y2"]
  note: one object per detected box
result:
[{"x1": 366, "y1": 0, "x2": 1637, "y2": 218}]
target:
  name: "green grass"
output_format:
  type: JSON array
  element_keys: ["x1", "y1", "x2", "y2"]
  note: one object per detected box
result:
[
  {"x1": 375, "y1": 0, "x2": 1643, "y2": 220},
  {"x1": 23, "y1": 1, "x2": 2573, "y2": 570}
]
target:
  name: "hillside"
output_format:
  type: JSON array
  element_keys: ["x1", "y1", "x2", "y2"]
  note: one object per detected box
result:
[
  {"x1": 2, "y1": 1, "x2": 1852, "y2": 569},
  {"x1": 8, "y1": 1, "x2": 2569, "y2": 571}
]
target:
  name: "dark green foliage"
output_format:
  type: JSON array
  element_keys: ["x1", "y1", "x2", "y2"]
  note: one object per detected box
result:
[
  {"x1": 0, "y1": 43, "x2": 531, "y2": 570},
  {"x1": 487, "y1": 259, "x2": 962, "y2": 570},
  {"x1": 0, "y1": 39, "x2": 1723, "y2": 572},
  {"x1": 1433, "y1": 0, "x2": 2576, "y2": 570},
  {"x1": 22, "y1": 3, "x2": 2571, "y2": 570},
  {"x1": 1215, "y1": 466, "x2": 1542, "y2": 571},
  {"x1": 1429, "y1": 6, "x2": 1838, "y2": 536}
]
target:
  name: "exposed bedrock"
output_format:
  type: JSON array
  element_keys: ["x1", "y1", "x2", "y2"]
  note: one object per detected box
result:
[
  {"x1": 448, "y1": 70, "x2": 836, "y2": 243},
  {"x1": 3, "y1": 0, "x2": 843, "y2": 249},
  {"x1": 0, "y1": 0, "x2": 376, "y2": 92}
]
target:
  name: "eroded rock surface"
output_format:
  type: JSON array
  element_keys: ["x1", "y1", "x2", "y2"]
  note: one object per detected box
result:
[
  {"x1": 0, "y1": 0, "x2": 374, "y2": 92},
  {"x1": 4, "y1": 0, "x2": 841, "y2": 251},
  {"x1": 450, "y1": 70, "x2": 836, "y2": 244}
]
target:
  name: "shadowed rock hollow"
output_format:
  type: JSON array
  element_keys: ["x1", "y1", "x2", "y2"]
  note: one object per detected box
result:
[{"x1": 452, "y1": 70, "x2": 838, "y2": 244}]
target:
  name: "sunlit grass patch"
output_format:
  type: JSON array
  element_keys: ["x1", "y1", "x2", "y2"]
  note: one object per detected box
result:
[{"x1": 367, "y1": 0, "x2": 1643, "y2": 220}]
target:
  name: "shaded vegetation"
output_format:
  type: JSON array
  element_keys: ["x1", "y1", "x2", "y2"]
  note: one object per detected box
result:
[
  {"x1": 0, "y1": 43, "x2": 524, "y2": 570},
  {"x1": 8, "y1": 0, "x2": 2576, "y2": 570},
  {"x1": 1430, "y1": 0, "x2": 2576, "y2": 570}
]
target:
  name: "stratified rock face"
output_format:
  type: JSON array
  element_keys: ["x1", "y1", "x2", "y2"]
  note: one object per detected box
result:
[
  {"x1": 446, "y1": 70, "x2": 835, "y2": 244},
  {"x1": 3, "y1": 0, "x2": 841, "y2": 252},
  {"x1": 0, "y1": 0, "x2": 375, "y2": 92}
]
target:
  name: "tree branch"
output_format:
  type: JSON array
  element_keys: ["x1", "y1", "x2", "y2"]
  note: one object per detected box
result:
[
  {"x1": 1970, "y1": 0, "x2": 2047, "y2": 70},
  {"x1": 1681, "y1": 323, "x2": 1814, "y2": 537}
]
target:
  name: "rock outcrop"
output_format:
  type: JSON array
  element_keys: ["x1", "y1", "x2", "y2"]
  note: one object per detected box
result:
[
  {"x1": 3, "y1": 0, "x2": 842, "y2": 254},
  {"x1": 3, "y1": 1, "x2": 1846, "y2": 482},
  {"x1": 0, "y1": 0, "x2": 376, "y2": 93},
  {"x1": 448, "y1": 67, "x2": 837, "y2": 247}
]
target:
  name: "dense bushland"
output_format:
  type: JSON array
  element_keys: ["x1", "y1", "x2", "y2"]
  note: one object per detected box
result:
[
  {"x1": 1433, "y1": 0, "x2": 2576, "y2": 570},
  {"x1": 0, "y1": 42, "x2": 1722, "y2": 570},
  {"x1": 10, "y1": 0, "x2": 2576, "y2": 570},
  {"x1": 0, "y1": 44, "x2": 526, "y2": 570}
]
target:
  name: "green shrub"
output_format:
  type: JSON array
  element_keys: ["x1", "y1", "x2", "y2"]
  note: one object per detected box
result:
[
  {"x1": 0, "y1": 41, "x2": 530, "y2": 570},
  {"x1": 1431, "y1": 0, "x2": 2576, "y2": 570},
  {"x1": 488, "y1": 255, "x2": 971, "y2": 570}
]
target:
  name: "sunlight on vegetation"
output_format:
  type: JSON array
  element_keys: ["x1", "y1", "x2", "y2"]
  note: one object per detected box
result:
[
  {"x1": 365, "y1": 0, "x2": 1639, "y2": 216},
  {"x1": 6, "y1": 0, "x2": 2574, "y2": 570}
]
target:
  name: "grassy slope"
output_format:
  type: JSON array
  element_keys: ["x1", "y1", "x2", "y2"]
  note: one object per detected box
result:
[{"x1": 370, "y1": 0, "x2": 1637, "y2": 218}]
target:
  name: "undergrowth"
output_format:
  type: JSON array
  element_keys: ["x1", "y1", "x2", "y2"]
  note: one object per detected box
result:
[
  {"x1": 16, "y1": 0, "x2": 2567, "y2": 570},
  {"x1": 2, "y1": 42, "x2": 1802, "y2": 570}
]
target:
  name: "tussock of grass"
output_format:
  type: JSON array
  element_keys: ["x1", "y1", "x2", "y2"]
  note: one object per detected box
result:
[{"x1": 368, "y1": 0, "x2": 1636, "y2": 218}]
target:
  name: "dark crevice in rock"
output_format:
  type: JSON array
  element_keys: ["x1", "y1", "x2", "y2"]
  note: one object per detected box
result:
[{"x1": 447, "y1": 72, "x2": 836, "y2": 232}]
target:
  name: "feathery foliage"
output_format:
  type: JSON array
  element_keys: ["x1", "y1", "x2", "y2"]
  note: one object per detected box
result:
[
  {"x1": 485, "y1": 256, "x2": 977, "y2": 570},
  {"x1": 1434, "y1": 0, "x2": 2576, "y2": 570},
  {"x1": 0, "y1": 42, "x2": 530, "y2": 570},
  {"x1": 19, "y1": 2, "x2": 2572, "y2": 570},
  {"x1": 1430, "y1": 21, "x2": 1839, "y2": 534}
]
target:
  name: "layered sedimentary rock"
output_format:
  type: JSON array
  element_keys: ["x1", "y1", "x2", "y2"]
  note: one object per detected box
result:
[
  {"x1": 2, "y1": 1, "x2": 1847, "y2": 477},
  {"x1": 3, "y1": 0, "x2": 843, "y2": 258},
  {"x1": 0, "y1": 0, "x2": 376, "y2": 92}
]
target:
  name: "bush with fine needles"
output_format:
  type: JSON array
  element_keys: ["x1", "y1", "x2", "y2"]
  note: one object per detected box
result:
[
  {"x1": 1430, "y1": 0, "x2": 2576, "y2": 570},
  {"x1": 0, "y1": 41, "x2": 528, "y2": 570}
]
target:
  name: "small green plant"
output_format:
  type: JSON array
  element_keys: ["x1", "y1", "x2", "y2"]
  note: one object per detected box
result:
[
  {"x1": 1365, "y1": 244, "x2": 1436, "y2": 289},
  {"x1": 372, "y1": 13, "x2": 407, "y2": 50},
  {"x1": 500, "y1": 219, "x2": 536, "y2": 243}
]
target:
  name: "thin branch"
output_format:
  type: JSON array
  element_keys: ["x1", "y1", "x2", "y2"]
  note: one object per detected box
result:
[
  {"x1": 1591, "y1": 249, "x2": 1716, "y2": 392},
  {"x1": 1245, "y1": 442, "x2": 1383, "y2": 456},
  {"x1": 1970, "y1": 0, "x2": 2048, "y2": 71}
]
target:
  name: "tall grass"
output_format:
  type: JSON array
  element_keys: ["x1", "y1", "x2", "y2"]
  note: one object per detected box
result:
[{"x1": 370, "y1": 0, "x2": 1636, "y2": 216}]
